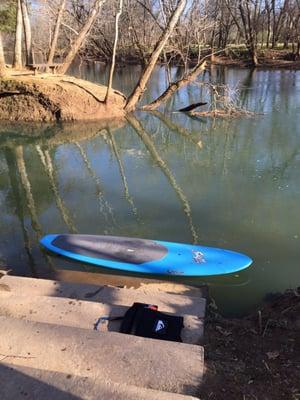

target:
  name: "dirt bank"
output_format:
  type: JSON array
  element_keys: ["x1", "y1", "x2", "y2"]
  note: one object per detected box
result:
[
  {"x1": 210, "y1": 49, "x2": 300, "y2": 69},
  {"x1": 201, "y1": 288, "x2": 299, "y2": 400},
  {"x1": 0, "y1": 73, "x2": 126, "y2": 122}
]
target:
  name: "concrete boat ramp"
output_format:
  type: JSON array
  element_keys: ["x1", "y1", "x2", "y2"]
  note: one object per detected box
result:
[{"x1": 0, "y1": 272, "x2": 207, "y2": 399}]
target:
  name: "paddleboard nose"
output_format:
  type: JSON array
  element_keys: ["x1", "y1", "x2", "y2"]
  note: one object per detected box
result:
[{"x1": 40, "y1": 234, "x2": 59, "y2": 247}]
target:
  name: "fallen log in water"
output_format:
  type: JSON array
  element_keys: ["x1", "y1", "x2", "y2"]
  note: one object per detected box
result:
[{"x1": 177, "y1": 102, "x2": 208, "y2": 112}]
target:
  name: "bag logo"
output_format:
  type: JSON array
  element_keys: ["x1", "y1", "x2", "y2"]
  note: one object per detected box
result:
[{"x1": 154, "y1": 319, "x2": 167, "y2": 334}]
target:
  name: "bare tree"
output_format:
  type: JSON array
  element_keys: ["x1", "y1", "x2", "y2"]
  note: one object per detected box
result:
[
  {"x1": 21, "y1": 0, "x2": 33, "y2": 65},
  {"x1": 264, "y1": 0, "x2": 272, "y2": 48},
  {"x1": 58, "y1": 0, "x2": 107, "y2": 74},
  {"x1": 293, "y1": 1, "x2": 300, "y2": 58},
  {"x1": 224, "y1": 0, "x2": 261, "y2": 66},
  {"x1": 13, "y1": 0, "x2": 23, "y2": 69},
  {"x1": 125, "y1": 0, "x2": 187, "y2": 112},
  {"x1": 105, "y1": 0, "x2": 123, "y2": 103},
  {"x1": 271, "y1": 0, "x2": 289, "y2": 48},
  {"x1": 47, "y1": 0, "x2": 66, "y2": 65},
  {"x1": 0, "y1": 32, "x2": 6, "y2": 78}
]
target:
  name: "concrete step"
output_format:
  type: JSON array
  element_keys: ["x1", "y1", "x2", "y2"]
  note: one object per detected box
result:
[
  {"x1": 0, "y1": 364, "x2": 199, "y2": 400},
  {"x1": 0, "y1": 275, "x2": 206, "y2": 317},
  {"x1": 55, "y1": 269, "x2": 208, "y2": 298},
  {"x1": 97, "y1": 286, "x2": 206, "y2": 318},
  {"x1": 0, "y1": 292, "x2": 204, "y2": 344},
  {"x1": 0, "y1": 316, "x2": 204, "y2": 396}
]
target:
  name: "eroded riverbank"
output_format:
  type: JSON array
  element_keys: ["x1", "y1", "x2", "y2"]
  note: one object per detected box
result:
[{"x1": 0, "y1": 72, "x2": 126, "y2": 121}]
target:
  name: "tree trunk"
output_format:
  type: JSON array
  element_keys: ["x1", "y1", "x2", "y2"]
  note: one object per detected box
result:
[
  {"x1": 125, "y1": 0, "x2": 187, "y2": 112},
  {"x1": 47, "y1": 0, "x2": 66, "y2": 66},
  {"x1": 13, "y1": 0, "x2": 23, "y2": 69},
  {"x1": 21, "y1": 0, "x2": 33, "y2": 65},
  {"x1": 266, "y1": 13, "x2": 271, "y2": 48},
  {"x1": 0, "y1": 32, "x2": 6, "y2": 78},
  {"x1": 105, "y1": 0, "x2": 123, "y2": 104},
  {"x1": 142, "y1": 59, "x2": 207, "y2": 110},
  {"x1": 58, "y1": 0, "x2": 106, "y2": 75},
  {"x1": 250, "y1": 46, "x2": 259, "y2": 66}
]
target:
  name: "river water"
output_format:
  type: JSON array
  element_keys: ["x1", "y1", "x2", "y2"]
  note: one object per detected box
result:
[{"x1": 0, "y1": 64, "x2": 299, "y2": 316}]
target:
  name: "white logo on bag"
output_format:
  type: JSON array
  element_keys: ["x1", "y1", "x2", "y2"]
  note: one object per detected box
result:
[{"x1": 155, "y1": 320, "x2": 165, "y2": 332}]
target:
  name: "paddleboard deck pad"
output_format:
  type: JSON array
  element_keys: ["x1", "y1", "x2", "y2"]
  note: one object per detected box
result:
[{"x1": 40, "y1": 234, "x2": 252, "y2": 276}]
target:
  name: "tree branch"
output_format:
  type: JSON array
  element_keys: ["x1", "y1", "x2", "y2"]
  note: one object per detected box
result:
[{"x1": 124, "y1": 0, "x2": 187, "y2": 112}]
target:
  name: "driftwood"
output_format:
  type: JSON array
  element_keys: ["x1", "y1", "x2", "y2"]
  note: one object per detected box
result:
[
  {"x1": 177, "y1": 102, "x2": 207, "y2": 112},
  {"x1": 189, "y1": 109, "x2": 257, "y2": 118}
]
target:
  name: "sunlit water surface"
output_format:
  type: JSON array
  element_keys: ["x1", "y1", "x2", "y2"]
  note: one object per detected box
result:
[{"x1": 0, "y1": 64, "x2": 299, "y2": 316}]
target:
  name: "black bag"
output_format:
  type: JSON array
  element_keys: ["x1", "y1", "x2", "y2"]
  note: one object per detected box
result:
[{"x1": 120, "y1": 302, "x2": 184, "y2": 342}]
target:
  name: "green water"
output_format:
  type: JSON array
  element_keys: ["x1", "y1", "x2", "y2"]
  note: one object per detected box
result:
[{"x1": 0, "y1": 65, "x2": 299, "y2": 316}]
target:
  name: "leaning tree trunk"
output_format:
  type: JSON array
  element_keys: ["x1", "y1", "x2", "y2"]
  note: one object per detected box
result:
[
  {"x1": 124, "y1": 0, "x2": 187, "y2": 112},
  {"x1": 58, "y1": 0, "x2": 106, "y2": 75},
  {"x1": 13, "y1": 0, "x2": 23, "y2": 69},
  {"x1": 142, "y1": 59, "x2": 207, "y2": 110},
  {"x1": 0, "y1": 32, "x2": 6, "y2": 78},
  {"x1": 105, "y1": 0, "x2": 123, "y2": 104},
  {"x1": 47, "y1": 0, "x2": 66, "y2": 66},
  {"x1": 249, "y1": 45, "x2": 259, "y2": 66},
  {"x1": 21, "y1": 0, "x2": 33, "y2": 65}
]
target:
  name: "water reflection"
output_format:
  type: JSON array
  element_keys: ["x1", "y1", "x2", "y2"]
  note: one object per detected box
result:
[
  {"x1": 106, "y1": 129, "x2": 138, "y2": 218},
  {"x1": 0, "y1": 115, "x2": 200, "y2": 273},
  {"x1": 127, "y1": 114, "x2": 199, "y2": 243},
  {"x1": 73, "y1": 141, "x2": 116, "y2": 224},
  {"x1": 4, "y1": 146, "x2": 56, "y2": 276},
  {"x1": 36, "y1": 146, "x2": 77, "y2": 233},
  {"x1": 0, "y1": 120, "x2": 125, "y2": 276},
  {"x1": 4, "y1": 148, "x2": 38, "y2": 276},
  {"x1": 150, "y1": 110, "x2": 203, "y2": 148}
]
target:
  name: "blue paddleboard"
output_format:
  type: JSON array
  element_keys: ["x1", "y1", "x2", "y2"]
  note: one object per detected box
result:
[{"x1": 40, "y1": 234, "x2": 252, "y2": 276}]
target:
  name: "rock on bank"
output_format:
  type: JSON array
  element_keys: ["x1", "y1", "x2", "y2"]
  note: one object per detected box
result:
[{"x1": 0, "y1": 74, "x2": 126, "y2": 121}]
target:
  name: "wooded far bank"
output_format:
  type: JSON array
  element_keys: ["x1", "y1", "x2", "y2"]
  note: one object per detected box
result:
[{"x1": 1, "y1": 0, "x2": 299, "y2": 71}]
